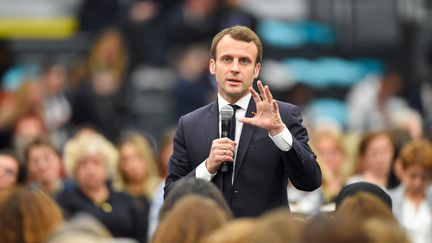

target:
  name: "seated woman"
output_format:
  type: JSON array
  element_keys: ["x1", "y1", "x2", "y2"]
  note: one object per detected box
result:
[
  {"x1": 115, "y1": 132, "x2": 161, "y2": 241},
  {"x1": 389, "y1": 139, "x2": 432, "y2": 243},
  {"x1": 57, "y1": 133, "x2": 146, "y2": 242},
  {"x1": 346, "y1": 131, "x2": 395, "y2": 189}
]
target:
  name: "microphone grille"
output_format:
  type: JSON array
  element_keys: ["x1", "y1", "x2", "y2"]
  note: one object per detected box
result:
[{"x1": 220, "y1": 105, "x2": 234, "y2": 119}]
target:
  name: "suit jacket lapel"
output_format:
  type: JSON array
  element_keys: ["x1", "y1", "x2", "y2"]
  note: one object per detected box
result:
[
  {"x1": 206, "y1": 101, "x2": 223, "y2": 187},
  {"x1": 205, "y1": 101, "x2": 219, "y2": 145},
  {"x1": 234, "y1": 98, "x2": 257, "y2": 177}
]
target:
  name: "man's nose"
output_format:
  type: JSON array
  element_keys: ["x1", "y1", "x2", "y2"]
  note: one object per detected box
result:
[{"x1": 230, "y1": 60, "x2": 240, "y2": 73}]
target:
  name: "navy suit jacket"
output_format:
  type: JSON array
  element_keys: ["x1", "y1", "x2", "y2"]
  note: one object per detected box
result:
[{"x1": 165, "y1": 98, "x2": 322, "y2": 217}]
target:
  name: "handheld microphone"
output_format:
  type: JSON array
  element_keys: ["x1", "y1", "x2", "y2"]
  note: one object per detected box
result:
[{"x1": 220, "y1": 105, "x2": 234, "y2": 173}]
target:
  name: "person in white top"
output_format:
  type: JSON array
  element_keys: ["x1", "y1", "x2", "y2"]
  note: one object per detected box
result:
[{"x1": 389, "y1": 139, "x2": 432, "y2": 243}]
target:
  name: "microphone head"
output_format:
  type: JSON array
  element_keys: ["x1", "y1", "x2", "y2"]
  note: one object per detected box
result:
[{"x1": 220, "y1": 105, "x2": 234, "y2": 120}]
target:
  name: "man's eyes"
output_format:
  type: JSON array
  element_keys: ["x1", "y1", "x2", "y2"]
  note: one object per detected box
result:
[
  {"x1": 222, "y1": 56, "x2": 232, "y2": 62},
  {"x1": 220, "y1": 57, "x2": 251, "y2": 64},
  {"x1": 240, "y1": 59, "x2": 251, "y2": 64}
]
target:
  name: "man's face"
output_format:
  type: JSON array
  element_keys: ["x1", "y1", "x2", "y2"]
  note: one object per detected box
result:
[
  {"x1": 210, "y1": 35, "x2": 260, "y2": 103},
  {"x1": 0, "y1": 155, "x2": 19, "y2": 190}
]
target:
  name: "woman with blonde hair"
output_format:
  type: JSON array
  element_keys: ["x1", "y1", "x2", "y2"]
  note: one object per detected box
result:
[
  {"x1": 0, "y1": 186, "x2": 63, "y2": 243},
  {"x1": 57, "y1": 133, "x2": 146, "y2": 242},
  {"x1": 116, "y1": 132, "x2": 161, "y2": 199}
]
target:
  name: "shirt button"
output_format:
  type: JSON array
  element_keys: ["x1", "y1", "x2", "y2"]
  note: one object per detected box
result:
[{"x1": 234, "y1": 190, "x2": 239, "y2": 194}]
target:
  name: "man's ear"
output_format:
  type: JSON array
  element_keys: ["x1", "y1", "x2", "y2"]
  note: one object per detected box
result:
[
  {"x1": 209, "y1": 59, "x2": 215, "y2": 75},
  {"x1": 254, "y1": 62, "x2": 261, "y2": 78}
]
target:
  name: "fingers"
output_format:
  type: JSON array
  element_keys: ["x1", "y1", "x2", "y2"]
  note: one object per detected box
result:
[
  {"x1": 249, "y1": 86, "x2": 261, "y2": 104},
  {"x1": 206, "y1": 138, "x2": 236, "y2": 173},
  {"x1": 265, "y1": 84, "x2": 273, "y2": 101},
  {"x1": 272, "y1": 99, "x2": 279, "y2": 112},
  {"x1": 253, "y1": 80, "x2": 274, "y2": 103},
  {"x1": 211, "y1": 138, "x2": 236, "y2": 159}
]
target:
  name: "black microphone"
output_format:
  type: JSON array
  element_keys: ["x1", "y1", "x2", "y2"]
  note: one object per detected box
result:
[{"x1": 220, "y1": 105, "x2": 234, "y2": 173}]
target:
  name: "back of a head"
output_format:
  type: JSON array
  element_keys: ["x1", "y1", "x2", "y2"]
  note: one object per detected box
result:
[
  {"x1": 161, "y1": 178, "x2": 232, "y2": 219},
  {"x1": 0, "y1": 187, "x2": 63, "y2": 243},
  {"x1": 363, "y1": 218, "x2": 411, "y2": 243},
  {"x1": 336, "y1": 192, "x2": 397, "y2": 224},
  {"x1": 250, "y1": 208, "x2": 305, "y2": 243},
  {"x1": 335, "y1": 182, "x2": 392, "y2": 210},
  {"x1": 152, "y1": 195, "x2": 229, "y2": 243},
  {"x1": 47, "y1": 213, "x2": 112, "y2": 243},
  {"x1": 301, "y1": 214, "x2": 370, "y2": 243},
  {"x1": 200, "y1": 219, "x2": 257, "y2": 243}
]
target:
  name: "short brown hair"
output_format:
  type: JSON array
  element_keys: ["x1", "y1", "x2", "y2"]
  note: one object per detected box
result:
[
  {"x1": 211, "y1": 25, "x2": 262, "y2": 64},
  {"x1": 399, "y1": 139, "x2": 432, "y2": 171}
]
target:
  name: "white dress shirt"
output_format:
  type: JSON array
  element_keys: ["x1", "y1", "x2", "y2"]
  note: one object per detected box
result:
[{"x1": 196, "y1": 93, "x2": 294, "y2": 182}]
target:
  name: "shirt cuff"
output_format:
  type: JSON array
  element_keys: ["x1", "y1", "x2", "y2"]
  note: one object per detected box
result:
[
  {"x1": 196, "y1": 160, "x2": 217, "y2": 181},
  {"x1": 269, "y1": 125, "x2": 293, "y2": 151}
]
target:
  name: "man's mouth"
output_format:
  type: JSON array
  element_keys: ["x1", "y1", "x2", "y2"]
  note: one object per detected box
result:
[{"x1": 227, "y1": 78, "x2": 241, "y2": 84}]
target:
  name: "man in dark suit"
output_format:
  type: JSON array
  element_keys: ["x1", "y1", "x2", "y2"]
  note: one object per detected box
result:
[{"x1": 165, "y1": 25, "x2": 322, "y2": 217}]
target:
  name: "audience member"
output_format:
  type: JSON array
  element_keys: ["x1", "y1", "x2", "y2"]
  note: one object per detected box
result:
[
  {"x1": 249, "y1": 208, "x2": 304, "y2": 243},
  {"x1": 312, "y1": 128, "x2": 349, "y2": 203},
  {"x1": 47, "y1": 213, "x2": 113, "y2": 243},
  {"x1": 148, "y1": 127, "x2": 176, "y2": 239},
  {"x1": 200, "y1": 218, "x2": 256, "y2": 243},
  {"x1": 335, "y1": 182, "x2": 392, "y2": 210},
  {"x1": 160, "y1": 177, "x2": 232, "y2": 221},
  {"x1": 116, "y1": 132, "x2": 161, "y2": 199},
  {"x1": 300, "y1": 214, "x2": 370, "y2": 243},
  {"x1": 38, "y1": 61, "x2": 73, "y2": 148},
  {"x1": 163, "y1": 0, "x2": 221, "y2": 58},
  {"x1": 116, "y1": 131, "x2": 162, "y2": 241},
  {"x1": 57, "y1": 133, "x2": 146, "y2": 242},
  {"x1": 335, "y1": 192, "x2": 397, "y2": 224},
  {"x1": 346, "y1": 131, "x2": 395, "y2": 189},
  {"x1": 12, "y1": 113, "x2": 48, "y2": 162},
  {"x1": 363, "y1": 218, "x2": 411, "y2": 243},
  {"x1": 24, "y1": 137, "x2": 67, "y2": 196},
  {"x1": 152, "y1": 195, "x2": 229, "y2": 243},
  {"x1": 0, "y1": 186, "x2": 64, "y2": 243},
  {"x1": 173, "y1": 44, "x2": 216, "y2": 119},
  {"x1": 347, "y1": 69, "x2": 409, "y2": 133},
  {"x1": 0, "y1": 151, "x2": 20, "y2": 191},
  {"x1": 71, "y1": 28, "x2": 129, "y2": 142},
  {"x1": 389, "y1": 139, "x2": 432, "y2": 243}
]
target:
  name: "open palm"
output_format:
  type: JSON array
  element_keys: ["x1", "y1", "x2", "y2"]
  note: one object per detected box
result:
[{"x1": 240, "y1": 80, "x2": 284, "y2": 136}]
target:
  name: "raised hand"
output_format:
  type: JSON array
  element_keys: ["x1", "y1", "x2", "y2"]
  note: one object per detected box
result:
[{"x1": 239, "y1": 80, "x2": 285, "y2": 136}]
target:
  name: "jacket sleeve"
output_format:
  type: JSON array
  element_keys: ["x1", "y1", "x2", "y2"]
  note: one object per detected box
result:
[
  {"x1": 163, "y1": 116, "x2": 196, "y2": 198},
  {"x1": 280, "y1": 104, "x2": 322, "y2": 191}
]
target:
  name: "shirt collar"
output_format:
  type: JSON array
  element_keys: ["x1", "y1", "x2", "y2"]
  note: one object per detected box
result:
[{"x1": 217, "y1": 93, "x2": 251, "y2": 112}]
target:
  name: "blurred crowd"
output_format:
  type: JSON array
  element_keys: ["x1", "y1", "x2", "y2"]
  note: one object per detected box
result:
[{"x1": 1, "y1": 0, "x2": 432, "y2": 243}]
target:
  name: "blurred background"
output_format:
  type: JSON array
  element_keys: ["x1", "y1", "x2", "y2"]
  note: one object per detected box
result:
[{"x1": 0, "y1": 0, "x2": 431, "y2": 149}]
